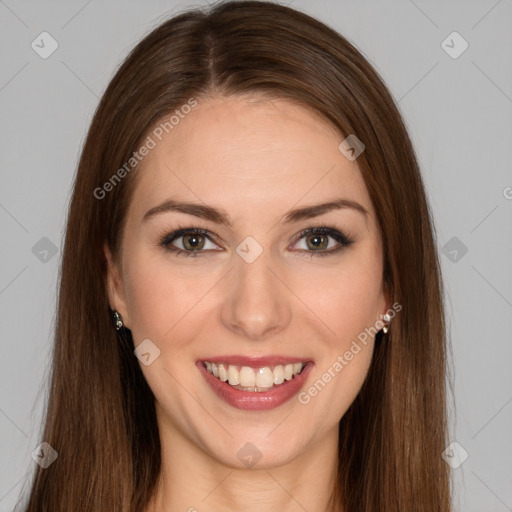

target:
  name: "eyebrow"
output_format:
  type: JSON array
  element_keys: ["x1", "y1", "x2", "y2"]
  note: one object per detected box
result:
[{"x1": 142, "y1": 197, "x2": 368, "y2": 226}]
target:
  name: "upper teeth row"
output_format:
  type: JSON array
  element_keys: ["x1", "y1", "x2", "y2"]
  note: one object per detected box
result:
[{"x1": 205, "y1": 362, "x2": 305, "y2": 387}]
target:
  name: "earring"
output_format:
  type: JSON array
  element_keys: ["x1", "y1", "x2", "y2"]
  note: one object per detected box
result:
[
  {"x1": 382, "y1": 313, "x2": 391, "y2": 334},
  {"x1": 112, "y1": 310, "x2": 124, "y2": 330}
]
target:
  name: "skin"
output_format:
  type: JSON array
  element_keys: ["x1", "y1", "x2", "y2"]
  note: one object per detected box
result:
[{"x1": 105, "y1": 93, "x2": 390, "y2": 512}]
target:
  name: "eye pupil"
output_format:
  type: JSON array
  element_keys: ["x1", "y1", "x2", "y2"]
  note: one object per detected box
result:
[{"x1": 183, "y1": 234, "x2": 204, "y2": 250}]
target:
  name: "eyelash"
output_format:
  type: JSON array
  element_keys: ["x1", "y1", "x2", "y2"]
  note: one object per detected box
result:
[{"x1": 158, "y1": 223, "x2": 354, "y2": 258}]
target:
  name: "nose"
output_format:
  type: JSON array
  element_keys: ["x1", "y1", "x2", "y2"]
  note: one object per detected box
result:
[{"x1": 220, "y1": 251, "x2": 291, "y2": 341}]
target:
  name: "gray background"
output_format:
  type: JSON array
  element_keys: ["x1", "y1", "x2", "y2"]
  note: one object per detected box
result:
[{"x1": 1, "y1": 0, "x2": 511, "y2": 510}]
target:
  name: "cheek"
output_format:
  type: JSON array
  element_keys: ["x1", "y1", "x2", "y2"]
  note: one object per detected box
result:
[
  {"x1": 122, "y1": 248, "x2": 219, "y2": 346},
  {"x1": 296, "y1": 262, "x2": 382, "y2": 422},
  {"x1": 296, "y1": 249, "x2": 384, "y2": 344}
]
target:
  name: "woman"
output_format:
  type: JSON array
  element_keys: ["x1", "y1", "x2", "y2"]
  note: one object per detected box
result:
[{"x1": 19, "y1": 1, "x2": 452, "y2": 510}]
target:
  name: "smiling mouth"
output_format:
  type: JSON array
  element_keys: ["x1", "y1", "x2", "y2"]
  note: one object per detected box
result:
[{"x1": 203, "y1": 361, "x2": 306, "y2": 392}]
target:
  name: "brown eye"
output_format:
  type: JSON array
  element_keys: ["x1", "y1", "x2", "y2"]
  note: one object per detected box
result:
[
  {"x1": 182, "y1": 233, "x2": 206, "y2": 250},
  {"x1": 160, "y1": 227, "x2": 221, "y2": 257},
  {"x1": 305, "y1": 234, "x2": 329, "y2": 251},
  {"x1": 292, "y1": 226, "x2": 354, "y2": 257}
]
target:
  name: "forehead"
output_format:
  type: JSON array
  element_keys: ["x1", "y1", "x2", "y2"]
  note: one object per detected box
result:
[{"x1": 128, "y1": 94, "x2": 373, "y2": 222}]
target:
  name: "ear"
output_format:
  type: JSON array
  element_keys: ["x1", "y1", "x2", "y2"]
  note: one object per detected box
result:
[
  {"x1": 377, "y1": 279, "x2": 393, "y2": 320},
  {"x1": 104, "y1": 243, "x2": 131, "y2": 329}
]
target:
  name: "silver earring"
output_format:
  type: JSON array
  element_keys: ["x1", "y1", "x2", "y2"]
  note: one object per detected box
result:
[
  {"x1": 382, "y1": 313, "x2": 391, "y2": 334},
  {"x1": 113, "y1": 310, "x2": 124, "y2": 330}
]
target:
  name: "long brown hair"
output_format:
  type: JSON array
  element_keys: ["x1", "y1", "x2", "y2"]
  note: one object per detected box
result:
[{"x1": 18, "y1": 1, "x2": 452, "y2": 510}]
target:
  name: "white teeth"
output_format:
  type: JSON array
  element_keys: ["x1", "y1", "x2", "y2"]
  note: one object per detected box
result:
[
  {"x1": 240, "y1": 366, "x2": 255, "y2": 387},
  {"x1": 218, "y1": 363, "x2": 228, "y2": 382},
  {"x1": 204, "y1": 361, "x2": 306, "y2": 391},
  {"x1": 273, "y1": 365, "x2": 285, "y2": 385},
  {"x1": 256, "y1": 367, "x2": 274, "y2": 388},
  {"x1": 227, "y1": 365, "x2": 240, "y2": 385}
]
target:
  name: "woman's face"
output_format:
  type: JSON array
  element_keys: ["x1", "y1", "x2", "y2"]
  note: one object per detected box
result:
[{"x1": 106, "y1": 93, "x2": 389, "y2": 469}]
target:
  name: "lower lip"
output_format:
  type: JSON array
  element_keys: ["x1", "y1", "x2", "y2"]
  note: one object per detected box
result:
[{"x1": 197, "y1": 361, "x2": 313, "y2": 411}]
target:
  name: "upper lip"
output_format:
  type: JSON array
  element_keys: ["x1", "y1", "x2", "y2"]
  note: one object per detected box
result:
[{"x1": 198, "y1": 355, "x2": 312, "y2": 367}]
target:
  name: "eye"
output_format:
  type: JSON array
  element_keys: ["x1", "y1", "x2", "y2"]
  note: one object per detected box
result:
[
  {"x1": 291, "y1": 226, "x2": 354, "y2": 256},
  {"x1": 160, "y1": 227, "x2": 221, "y2": 257},
  {"x1": 159, "y1": 225, "x2": 354, "y2": 258}
]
